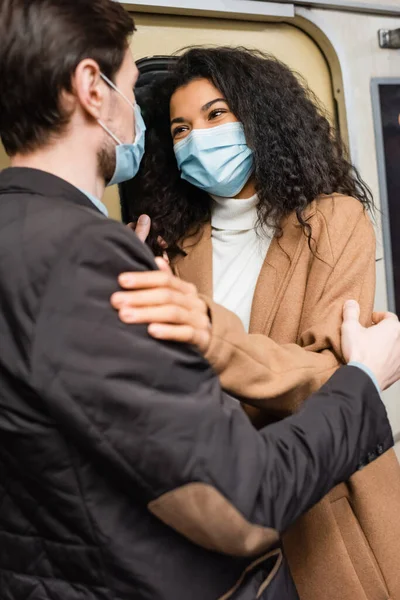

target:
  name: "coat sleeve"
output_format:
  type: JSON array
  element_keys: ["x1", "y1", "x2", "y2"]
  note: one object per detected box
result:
[
  {"x1": 201, "y1": 206, "x2": 376, "y2": 416},
  {"x1": 30, "y1": 219, "x2": 391, "y2": 557}
]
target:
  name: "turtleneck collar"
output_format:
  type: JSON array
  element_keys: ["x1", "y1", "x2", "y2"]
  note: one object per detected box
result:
[{"x1": 211, "y1": 193, "x2": 259, "y2": 231}]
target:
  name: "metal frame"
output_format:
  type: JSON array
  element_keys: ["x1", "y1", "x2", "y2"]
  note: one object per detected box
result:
[
  {"x1": 121, "y1": 0, "x2": 294, "y2": 20},
  {"x1": 371, "y1": 78, "x2": 399, "y2": 314},
  {"x1": 122, "y1": 0, "x2": 400, "y2": 18},
  {"x1": 277, "y1": 0, "x2": 400, "y2": 17}
]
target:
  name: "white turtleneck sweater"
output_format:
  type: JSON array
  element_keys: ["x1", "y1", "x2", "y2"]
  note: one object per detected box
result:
[{"x1": 211, "y1": 194, "x2": 273, "y2": 332}]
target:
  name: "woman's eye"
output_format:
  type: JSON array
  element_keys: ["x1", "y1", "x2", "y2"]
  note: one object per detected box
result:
[
  {"x1": 172, "y1": 126, "x2": 189, "y2": 139},
  {"x1": 209, "y1": 109, "x2": 227, "y2": 120}
]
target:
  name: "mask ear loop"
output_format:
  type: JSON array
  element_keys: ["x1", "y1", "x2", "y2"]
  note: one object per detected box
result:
[
  {"x1": 99, "y1": 72, "x2": 139, "y2": 145},
  {"x1": 98, "y1": 120, "x2": 122, "y2": 146},
  {"x1": 100, "y1": 72, "x2": 136, "y2": 109}
]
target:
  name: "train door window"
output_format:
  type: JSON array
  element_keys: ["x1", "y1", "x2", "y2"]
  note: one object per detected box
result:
[{"x1": 372, "y1": 79, "x2": 400, "y2": 314}]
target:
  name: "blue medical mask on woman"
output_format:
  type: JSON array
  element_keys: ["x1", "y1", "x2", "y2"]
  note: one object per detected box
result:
[
  {"x1": 174, "y1": 122, "x2": 254, "y2": 198},
  {"x1": 98, "y1": 73, "x2": 146, "y2": 186}
]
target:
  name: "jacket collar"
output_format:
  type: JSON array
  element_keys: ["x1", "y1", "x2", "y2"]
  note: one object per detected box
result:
[{"x1": 0, "y1": 167, "x2": 103, "y2": 215}]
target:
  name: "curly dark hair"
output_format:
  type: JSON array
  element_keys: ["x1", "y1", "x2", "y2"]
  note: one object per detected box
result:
[{"x1": 125, "y1": 46, "x2": 374, "y2": 258}]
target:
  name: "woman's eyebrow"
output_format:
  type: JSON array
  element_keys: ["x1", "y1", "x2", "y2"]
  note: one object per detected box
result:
[
  {"x1": 170, "y1": 117, "x2": 186, "y2": 126},
  {"x1": 170, "y1": 99, "x2": 227, "y2": 126},
  {"x1": 201, "y1": 98, "x2": 227, "y2": 112}
]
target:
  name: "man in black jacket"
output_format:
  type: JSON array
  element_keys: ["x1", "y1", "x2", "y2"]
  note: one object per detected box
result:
[{"x1": 0, "y1": 2, "x2": 399, "y2": 600}]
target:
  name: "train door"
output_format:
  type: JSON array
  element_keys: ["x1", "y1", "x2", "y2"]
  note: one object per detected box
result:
[{"x1": 106, "y1": 13, "x2": 336, "y2": 218}]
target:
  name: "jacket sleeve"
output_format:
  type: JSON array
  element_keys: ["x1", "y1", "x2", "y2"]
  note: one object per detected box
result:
[
  {"x1": 31, "y1": 219, "x2": 391, "y2": 557},
  {"x1": 202, "y1": 208, "x2": 376, "y2": 415}
]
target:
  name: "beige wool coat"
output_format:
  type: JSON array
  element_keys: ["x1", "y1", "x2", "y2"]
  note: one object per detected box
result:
[{"x1": 172, "y1": 194, "x2": 400, "y2": 600}]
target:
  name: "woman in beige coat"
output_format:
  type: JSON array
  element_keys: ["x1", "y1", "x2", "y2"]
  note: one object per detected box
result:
[{"x1": 114, "y1": 47, "x2": 400, "y2": 600}]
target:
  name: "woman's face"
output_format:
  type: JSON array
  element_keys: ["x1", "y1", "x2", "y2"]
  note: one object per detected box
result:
[{"x1": 170, "y1": 78, "x2": 238, "y2": 144}]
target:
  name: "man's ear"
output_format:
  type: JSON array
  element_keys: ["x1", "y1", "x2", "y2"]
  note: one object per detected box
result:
[{"x1": 70, "y1": 59, "x2": 107, "y2": 121}]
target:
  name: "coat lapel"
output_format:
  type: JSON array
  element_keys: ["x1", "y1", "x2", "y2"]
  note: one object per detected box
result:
[
  {"x1": 249, "y1": 226, "x2": 302, "y2": 334},
  {"x1": 173, "y1": 222, "x2": 213, "y2": 297},
  {"x1": 250, "y1": 201, "x2": 318, "y2": 334}
]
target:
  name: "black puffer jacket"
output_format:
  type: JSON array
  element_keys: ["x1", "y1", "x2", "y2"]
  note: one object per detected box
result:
[{"x1": 0, "y1": 167, "x2": 393, "y2": 600}]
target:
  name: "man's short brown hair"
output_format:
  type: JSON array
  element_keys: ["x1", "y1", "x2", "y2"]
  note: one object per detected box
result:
[{"x1": 0, "y1": 0, "x2": 135, "y2": 155}]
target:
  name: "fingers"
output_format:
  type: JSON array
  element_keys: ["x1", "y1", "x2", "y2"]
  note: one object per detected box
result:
[
  {"x1": 148, "y1": 324, "x2": 210, "y2": 355},
  {"x1": 372, "y1": 311, "x2": 399, "y2": 324},
  {"x1": 127, "y1": 220, "x2": 169, "y2": 264},
  {"x1": 118, "y1": 304, "x2": 210, "y2": 331},
  {"x1": 119, "y1": 270, "x2": 197, "y2": 296},
  {"x1": 119, "y1": 305, "x2": 188, "y2": 325},
  {"x1": 112, "y1": 266, "x2": 211, "y2": 353},
  {"x1": 343, "y1": 300, "x2": 361, "y2": 323},
  {"x1": 157, "y1": 236, "x2": 168, "y2": 250},
  {"x1": 155, "y1": 257, "x2": 171, "y2": 272},
  {"x1": 134, "y1": 214, "x2": 151, "y2": 243},
  {"x1": 112, "y1": 287, "x2": 205, "y2": 313},
  {"x1": 149, "y1": 323, "x2": 195, "y2": 341},
  {"x1": 156, "y1": 239, "x2": 170, "y2": 265}
]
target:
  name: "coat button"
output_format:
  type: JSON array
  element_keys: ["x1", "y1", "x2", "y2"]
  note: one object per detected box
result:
[
  {"x1": 377, "y1": 444, "x2": 384, "y2": 455},
  {"x1": 367, "y1": 452, "x2": 376, "y2": 463}
]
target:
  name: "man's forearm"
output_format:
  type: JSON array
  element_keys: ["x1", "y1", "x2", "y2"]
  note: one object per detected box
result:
[{"x1": 255, "y1": 366, "x2": 392, "y2": 534}]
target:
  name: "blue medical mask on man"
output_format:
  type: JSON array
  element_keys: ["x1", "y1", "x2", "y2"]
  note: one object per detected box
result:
[
  {"x1": 174, "y1": 122, "x2": 254, "y2": 198},
  {"x1": 98, "y1": 73, "x2": 146, "y2": 186}
]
